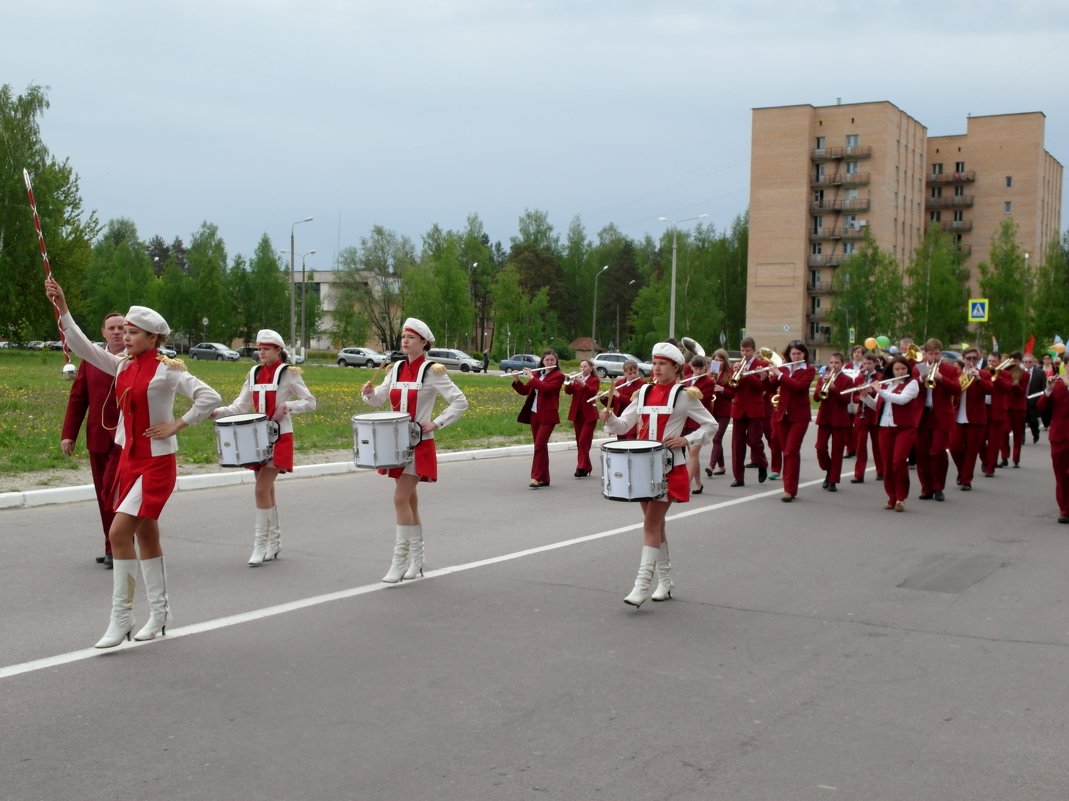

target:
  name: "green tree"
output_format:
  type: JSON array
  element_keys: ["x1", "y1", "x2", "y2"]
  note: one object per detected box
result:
[
  {"x1": 829, "y1": 230, "x2": 903, "y2": 350},
  {"x1": 1030, "y1": 232, "x2": 1069, "y2": 344},
  {"x1": 491, "y1": 264, "x2": 549, "y2": 358},
  {"x1": 184, "y1": 222, "x2": 230, "y2": 343},
  {"x1": 334, "y1": 225, "x2": 416, "y2": 350},
  {"x1": 902, "y1": 223, "x2": 971, "y2": 346},
  {"x1": 0, "y1": 83, "x2": 99, "y2": 339},
  {"x1": 977, "y1": 219, "x2": 1031, "y2": 352}
]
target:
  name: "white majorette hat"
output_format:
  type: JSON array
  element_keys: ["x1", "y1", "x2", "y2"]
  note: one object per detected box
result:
[
  {"x1": 125, "y1": 306, "x2": 170, "y2": 337},
  {"x1": 651, "y1": 342, "x2": 684, "y2": 366},
  {"x1": 403, "y1": 317, "x2": 435, "y2": 343},
  {"x1": 256, "y1": 329, "x2": 285, "y2": 348}
]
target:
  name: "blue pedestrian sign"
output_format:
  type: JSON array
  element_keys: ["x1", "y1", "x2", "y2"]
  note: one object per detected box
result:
[{"x1": 968, "y1": 298, "x2": 989, "y2": 323}]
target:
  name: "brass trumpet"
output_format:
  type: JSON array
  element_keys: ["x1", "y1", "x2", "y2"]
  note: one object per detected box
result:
[
  {"x1": 814, "y1": 368, "x2": 839, "y2": 401},
  {"x1": 960, "y1": 367, "x2": 980, "y2": 391},
  {"x1": 726, "y1": 358, "x2": 746, "y2": 388},
  {"x1": 740, "y1": 358, "x2": 806, "y2": 377},
  {"x1": 989, "y1": 357, "x2": 1014, "y2": 379},
  {"x1": 841, "y1": 375, "x2": 907, "y2": 396}
]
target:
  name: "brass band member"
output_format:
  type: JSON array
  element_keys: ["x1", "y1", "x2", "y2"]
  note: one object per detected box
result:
[
  {"x1": 600, "y1": 342, "x2": 717, "y2": 607},
  {"x1": 1002, "y1": 351, "x2": 1028, "y2": 468},
  {"x1": 982, "y1": 351, "x2": 1012, "y2": 476},
  {"x1": 1036, "y1": 373, "x2": 1069, "y2": 523},
  {"x1": 768, "y1": 340, "x2": 815, "y2": 502},
  {"x1": 729, "y1": 337, "x2": 769, "y2": 487},
  {"x1": 684, "y1": 355, "x2": 716, "y2": 494},
  {"x1": 949, "y1": 347, "x2": 993, "y2": 491},
  {"x1": 860, "y1": 356, "x2": 921, "y2": 511},
  {"x1": 705, "y1": 349, "x2": 733, "y2": 476},
  {"x1": 813, "y1": 352, "x2": 853, "y2": 492},
  {"x1": 564, "y1": 358, "x2": 601, "y2": 477},
  {"x1": 512, "y1": 349, "x2": 565, "y2": 488},
  {"x1": 850, "y1": 351, "x2": 884, "y2": 484},
  {"x1": 600, "y1": 360, "x2": 644, "y2": 440},
  {"x1": 915, "y1": 338, "x2": 961, "y2": 502}
]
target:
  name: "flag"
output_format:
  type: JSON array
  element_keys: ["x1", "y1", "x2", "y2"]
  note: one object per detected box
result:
[{"x1": 1024, "y1": 334, "x2": 1034, "y2": 355}]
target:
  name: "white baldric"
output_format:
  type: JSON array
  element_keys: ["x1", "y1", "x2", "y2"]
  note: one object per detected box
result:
[
  {"x1": 249, "y1": 365, "x2": 285, "y2": 415},
  {"x1": 637, "y1": 383, "x2": 684, "y2": 441},
  {"x1": 389, "y1": 360, "x2": 432, "y2": 414}
]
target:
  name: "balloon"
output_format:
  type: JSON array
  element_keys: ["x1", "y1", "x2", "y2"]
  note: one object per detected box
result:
[
  {"x1": 864, "y1": 337, "x2": 878, "y2": 350},
  {"x1": 875, "y1": 335, "x2": 890, "y2": 349},
  {"x1": 1054, "y1": 343, "x2": 1066, "y2": 354}
]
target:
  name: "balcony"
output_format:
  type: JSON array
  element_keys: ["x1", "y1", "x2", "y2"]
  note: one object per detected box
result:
[
  {"x1": 808, "y1": 308, "x2": 828, "y2": 321},
  {"x1": 956, "y1": 243, "x2": 973, "y2": 257},
  {"x1": 808, "y1": 280, "x2": 835, "y2": 294},
  {"x1": 810, "y1": 225, "x2": 869, "y2": 241},
  {"x1": 926, "y1": 195, "x2": 974, "y2": 210},
  {"x1": 809, "y1": 196, "x2": 871, "y2": 213},
  {"x1": 808, "y1": 254, "x2": 842, "y2": 267},
  {"x1": 942, "y1": 220, "x2": 973, "y2": 233},
  {"x1": 811, "y1": 171, "x2": 871, "y2": 188},
  {"x1": 807, "y1": 331, "x2": 832, "y2": 345},
  {"x1": 928, "y1": 170, "x2": 976, "y2": 184},
  {"x1": 811, "y1": 145, "x2": 873, "y2": 161}
]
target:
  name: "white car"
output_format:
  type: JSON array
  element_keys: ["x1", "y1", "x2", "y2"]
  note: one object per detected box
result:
[
  {"x1": 592, "y1": 352, "x2": 652, "y2": 378},
  {"x1": 428, "y1": 348, "x2": 484, "y2": 372}
]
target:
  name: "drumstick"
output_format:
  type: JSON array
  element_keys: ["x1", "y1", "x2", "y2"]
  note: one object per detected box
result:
[{"x1": 24, "y1": 169, "x2": 73, "y2": 374}]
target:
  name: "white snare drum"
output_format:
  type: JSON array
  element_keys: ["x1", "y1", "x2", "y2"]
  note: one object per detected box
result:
[
  {"x1": 601, "y1": 440, "x2": 669, "y2": 501},
  {"x1": 214, "y1": 413, "x2": 279, "y2": 468},
  {"x1": 352, "y1": 412, "x2": 423, "y2": 469}
]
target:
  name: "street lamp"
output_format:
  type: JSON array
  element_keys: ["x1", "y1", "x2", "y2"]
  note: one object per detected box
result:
[
  {"x1": 592, "y1": 264, "x2": 609, "y2": 352},
  {"x1": 616, "y1": 278, "x2": 637, "y2": 351},
  {"x1": 290, "y1": 217, "x2": 313, "y2": 348},
  {"x1": 300, "y1": 249, "x2": 316, "y2": 356},
  {"x1": 659, "y1": 214, "x2": 709, "y2": 339}
]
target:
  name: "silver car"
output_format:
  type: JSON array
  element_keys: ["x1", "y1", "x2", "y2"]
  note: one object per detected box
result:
[
  {"x1": 337, "y1": 347, "x2": 387, "y2": 368},
  {"x1": 189, "y1": 342, "x2": 240, "y2": 361},
  {"x1": 427, "y1": 348, "x2": 483, "y2": 372},
  {"x1": 592, "y1": 352, "x2": 652, "y2": 378}
]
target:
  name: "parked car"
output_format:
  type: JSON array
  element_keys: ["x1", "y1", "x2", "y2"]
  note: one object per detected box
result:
[
  {"x1": 47, "y1": 341, "x2": 64, "y2": 351},
  {"x1": 499, "y1": 353, "x2": 540, "y2": 373},
  {"x1": 337, "y1": 347, "x2": 387, "y2": 368},
  {"x1": 0, "y1": 341, "x2": 8, "y2": 349},
  {"x1": 158, "y1": 345, "x2": 177, "y2": 357},
  {"x1": 386, "y1": 350, "x2": 407, "y2": 363},
  {"x1": 428, "y1": 348, "x2": 483, "y2": 373},
  {"x1": 26, "y1": 340, "x2": 45, "y2": 350},
  {"x1": 189, "y1": 342, "x2": 240, "y2": 361},
  {"x1": 592, "y1": 352, "x2": 652, "y2": 378}
]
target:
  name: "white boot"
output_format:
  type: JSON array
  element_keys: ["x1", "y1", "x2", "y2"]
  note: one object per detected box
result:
[
  {"x1": 249, "y1": 508, "x2": 270, "y2": 566},
  {"x1": 265, "y1": 506, "x2": 282, "y2": 561},
  {"x1": 381, "y1": 525, "x2": 412, "y2": 583},
  {"x1": 134, "y1": 557, "x2": 170, "y2": 641},
  {"x1": 651, "y1": 542, "x2": 674, "y2": 602},
  {"x1": 94, "y1": 559, "x2": 137, "y2": 648},
  {"x1": 402, "y1": 524, "x2": 424, "y2": 580},
  {"x1": 623, "y1": 545, "x2": 660, "y2": 608}
]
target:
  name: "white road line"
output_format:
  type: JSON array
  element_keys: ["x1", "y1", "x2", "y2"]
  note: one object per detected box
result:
[{"x1": 0, "y1": 477, "x2": 828, "y2": 681}]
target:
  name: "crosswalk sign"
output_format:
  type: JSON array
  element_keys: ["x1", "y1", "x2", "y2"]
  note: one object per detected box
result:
[{"x1": 968, "y1": 298, "x2": 989, "y2": 322}]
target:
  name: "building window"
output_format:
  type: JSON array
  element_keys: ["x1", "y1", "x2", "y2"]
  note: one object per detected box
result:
[
  {"x1": 813, "y1": 215, "x2": 824, "y2": 233},
  {"x1": 843, "y1": 242, "x2": 856, "y2": 255},
  {"x1": 812, "y1": 242, "x2": 822, "y2": 255},
  {"x1": 930, "y1": 211, "x2": 942, "y2": 222},
  {"x1": 845, "y1": 134, "x2": 859, "y2": 148},
  {"x1": 932, "y1": 163, "x2": 943, "y2": 175},
  {"x1": 1005, "y1": 201, "x2": 1013, "y2": 214},
  {"x1": 845, "y1": 160, "x2": 859, "y2": 175},
  {"x1": 953, "y1": 210, "x2": 964, "y2": 222},
  {"x1": 810, "y1": 270, "x2": 821, "y2": 288},
  {"x1": 930, "y1": 186, "x2": 942, "y2": 198},
  {"x1": 814, "y1": 163, "x2": 824, "y2": 181},
  {"x1": 1006, "y1": 176, "x2": 1013, "y2": 188},
  {"x1": 815, "y1": 136, "x2": 825, "y2": 150},
  {"x1": 954, "y1": 185, "x2": 965, "y2": 197},
  {"x1": 955, "y1": 161, "x2": 965, "y2": 172}
]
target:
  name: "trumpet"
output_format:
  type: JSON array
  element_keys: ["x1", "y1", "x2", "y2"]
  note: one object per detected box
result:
[
  {"x1": 841, "y1": 375, "x2": 907, "y2": 396},
  {"x1": 814, "y1": 368, "x2": 839, "y2": 401},
  {"x1": 726, "y1": 358, "x2": 747, "y2": 388},
  {"x1": 500, "y1": 365, "x2": 557, "y2": 379},
  {"x1": 990, "y1": 357, "x2": 1014, "y2": 378},
  {"x1": 959, "y1": 367, "x2": 980, "y2": 391},
  {"x1": 740, "y1": 358, "x2": 806, "y2": 377},
  {"x1": 923, "y1": 360, "x2": 939, "y2": 389}
]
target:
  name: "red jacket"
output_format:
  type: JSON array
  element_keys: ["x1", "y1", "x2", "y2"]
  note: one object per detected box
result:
[
  {"x1": 771, "y1": 364, "x2": 815, "y2": 423},
  {"x1": 683, "y1": 373, "x2": 716, "y2": 433},
  {"x1": 564, "y1": 372, "x2": 601, "y2": 424},
  {"x1": 513, "y1": 368, "x2": 565, "y2": 425},
  {"x1": 729, "y1": 357, "x2": 769, "y2": 419},
  {"x1": 813, "y1": 371, "x2": 853, "y2": 427},
  {"x1": 1005, "y1": 368, "x2": 1028, "y2": 412},
  {"x1": 711, "y1": 374, "x2": 733, "y2": 418},
  {"x1": 986, "y1": 369, "x2": 1013, "y2": 423},
  {"x1": 1038, "y1": 380, "x2": 1069, "y2": 444},
  {"x1": 853, "y1": 370, "x2": 882, "y2": 424},
  {"x1": 871, "y1": 377, "x2": 922, "y2": 429},
  {"x1": 955, "y1": 369, "x2": 994, "y2": 425},
  {"x1": 917, "y1": 361, "x2": 962, "y2": 427},
  {"x1": 61, "y1": 359, "x2": 119, "y2": 454}
]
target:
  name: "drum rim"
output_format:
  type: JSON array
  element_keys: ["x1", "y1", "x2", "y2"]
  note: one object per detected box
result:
[
  {"x1": 602, "y1": 440, "x2": 664, "y2": 453},
  {"x1": 214, "y1": 412, "x2": 268, "y2": 425},
  {"x1": 352, "y1": 411, "x2": 411, "y2": 422}
]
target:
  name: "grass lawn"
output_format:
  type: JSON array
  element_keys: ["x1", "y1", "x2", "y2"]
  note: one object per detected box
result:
[{"x1": 0, "y1": 350, "x2": 568, "y2": 477}]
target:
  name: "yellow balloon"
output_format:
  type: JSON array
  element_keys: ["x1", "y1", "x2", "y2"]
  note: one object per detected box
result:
[
  {"x1": 864, "y1": 337, "x2": 878, "y2": 351},
  {"x1": 1053, "y1": 343, "x2": 1065, "y2": 354}
]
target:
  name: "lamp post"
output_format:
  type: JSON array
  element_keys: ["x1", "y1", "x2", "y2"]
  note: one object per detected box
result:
[
  {"x1": 468, "y1": 261, "x2": 478, "y2": 351},
  {"x1": 616, "y1": 278, "x2": 637, "y2": 351},
  {"x1": 658, "y1": 214, "x2": 709, "y2": 339},
  {"x1": 592, "y1": 265, "x2": 609, "y2": 354},
  {"x1": 300, "y1": 249, "x2": 316, "y2": 356},
  {"x1": 290, "y1": 217, "x2": 313, "y2": 349}
]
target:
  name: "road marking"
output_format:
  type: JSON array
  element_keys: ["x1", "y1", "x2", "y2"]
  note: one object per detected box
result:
[{"x1": 0, "y1": 479, "x2": 825, "y2": 681}]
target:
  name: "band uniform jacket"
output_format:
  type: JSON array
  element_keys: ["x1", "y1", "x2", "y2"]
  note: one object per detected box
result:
[
  {"x1": 513, "y1": 368, "x2": 565, "y2": 425},
  {"x1": 771, "y1": 364, "x2": 816, "y2": 423},
  {"x1": 813, "y1": 371, "x2": 854, "y2": 427},
  {"x1": 917, "y1": 361, "x2": 962, "y2": 428},
  {"x1": 564, "y1": 372, "x2": 601, "y2": 424},
  {"x1": 862, "y1": 377, "x2": 922, "y2": 428},
  {"x1": 1037, "y1": 379, "x2": 1069, "y2": 443},
  {"x1": 62, "y1": 359, "x2": 120, "y2": 453},
  {"x1": 214, "y1": 362, "x2": 317, "y2": 436},
  {"x1": 729, "y1": 357, "x2": 768, "y2": 419},
  {"x1": 955, "y1": 369, "x2": 994, "y2": 425}
]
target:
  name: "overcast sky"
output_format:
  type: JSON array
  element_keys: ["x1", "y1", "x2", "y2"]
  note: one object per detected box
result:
[{"x1": 6, "y1": 0, "x2": 1068, "y2": 269}]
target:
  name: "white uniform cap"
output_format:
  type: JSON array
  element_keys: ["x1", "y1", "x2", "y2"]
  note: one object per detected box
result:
[
  {"x1": 403, "y1": 317, "x2": 435, "y2": 344},
  {"x1": 256, "y1": 329, "x2": 285, "y2": 348},
  {"x1": 125, "y1": 305, "x2": 170, "y2": 336},
  {"x1": 651, "y1": 342, "x2": 684, "y2": 365}
]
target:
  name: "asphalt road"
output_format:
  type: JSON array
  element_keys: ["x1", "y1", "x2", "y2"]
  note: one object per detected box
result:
[{"x1": 2, "y1": 432, "x2": 1068, "y2": 800}]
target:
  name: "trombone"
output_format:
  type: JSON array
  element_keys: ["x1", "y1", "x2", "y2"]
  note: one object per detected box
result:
[{"x1": 740, "y1": 358, "x2": 806, "y2": 377}]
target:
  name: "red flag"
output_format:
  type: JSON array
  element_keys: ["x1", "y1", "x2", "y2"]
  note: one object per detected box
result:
[{"x1": 1024, "y1": 334, "x2": 1035, "y2": 355}]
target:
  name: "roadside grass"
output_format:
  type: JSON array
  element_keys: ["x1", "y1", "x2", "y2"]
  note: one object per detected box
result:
[{"x1": 0, "y1": 351, "x2": 566, "y2": 476}]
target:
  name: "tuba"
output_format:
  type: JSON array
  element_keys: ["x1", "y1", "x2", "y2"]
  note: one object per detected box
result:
[
  {"x1": 905, "y1": 343, "x2": 922, "y2": 362},
  {"x1": 680, "y1": 336, "x2": 706, "y2": 361}
]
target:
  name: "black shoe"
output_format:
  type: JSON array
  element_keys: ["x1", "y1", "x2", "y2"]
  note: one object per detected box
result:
[
  {"x1": 1013, "y1": 462, "x2": 1020, "y2": 468},
  {"x1": 745, "y1": 462, "x2": 758, "y2": 468},
  {"x1": 827, "y1": 483, "x2": 837, "y2": 492},
  {"x1": 919, "y1": 493, "x2": 934, "y2": 500},
  {"x1": 1034, "y1": 434, "x2": 1040, "y2": 444},
  {"x1": 705, "y1": 467, "x2": 713, "y2": 477},
  {"x1": 875, "y1": 475, "x2": 884, "y2": 481},
  {"x1": 574, "y1": 469, "x2": 590, "y2": 478},
  {"x1": 844, "y1": 452, "x2": 856, "y2": 459},
  {"x1": 961, "y1": 484, "x2": 972, "y2": 491},
  {"x1": 758, "y1": 466, "x2": 768, "y2": 483},
  {"x1": 1059, "y1": 516, "x2": 1069, "y2": 524},
  {"x1": 933, "y1": 491, "x2": 945, "y2": 502},
  {"x1": 822, "y1": 478, "x2": 829, "y2": 489},
  {"x1": 692, "y1": 485, "x2": 703, "y2": 495},
  {"x1": 850, "y1": 478, "x2": 864, "y2": 484},
  {"x1": 95, "y1": 556, "x2": 106, "y2": 564},
  {"x1": 982, "y1": 470, "x2": 994, "y2": 477},
  {"x1": 999, "y1": 459, "x2": 1009, "y2": 468},
  {"x1": 104, "y1": 555, "x2": 113, "y2": 569},
  {"x1": 730, "y1": 480, "x2": 745, "y2": 487}
]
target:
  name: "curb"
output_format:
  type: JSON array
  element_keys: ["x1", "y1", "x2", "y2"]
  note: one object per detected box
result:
[{"x1": 0, "y1": 438, "x2": 608, "y2": 511}]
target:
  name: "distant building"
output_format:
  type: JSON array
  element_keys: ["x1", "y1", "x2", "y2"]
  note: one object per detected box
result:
[{"x1": 746, "y1": 100, "x2": 1063, "y2": 360}]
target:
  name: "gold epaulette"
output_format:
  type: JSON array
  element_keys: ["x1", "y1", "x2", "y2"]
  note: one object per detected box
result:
[
  {"x1": 287, "y1": 365, "x2": 303, "y2": 376},
  {"x1": 684, "y1": 386, "x2": 702, "y2": 401},
  {"x1": 157, "y1": 355, "x2": 188, "y2": 372},
  {"x1": 431, "y1": 363, "x2": 447, "y2": 375}
]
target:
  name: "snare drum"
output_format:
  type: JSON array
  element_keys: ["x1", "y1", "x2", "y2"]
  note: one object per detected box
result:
[
  {"x1": 352, "y1": 412, "x2": 423, "y2": 469},
  {"x1": 601, "y1": 440, "x2": 669, "y2": 501},
  {"x1": 214, "y1": 413, "x2": 279, "y2": 468}
]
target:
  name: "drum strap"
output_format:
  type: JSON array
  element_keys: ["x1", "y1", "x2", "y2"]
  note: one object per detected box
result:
[
  {"x1": 250, "y1": 364, "x2": 285, "y2": 416},
  {"x1": 389, "y1": 360, "x2": 431, "y2": 417},
  {"x1": 637, "y1": 383, "x2": 684, "y2": 441}
]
